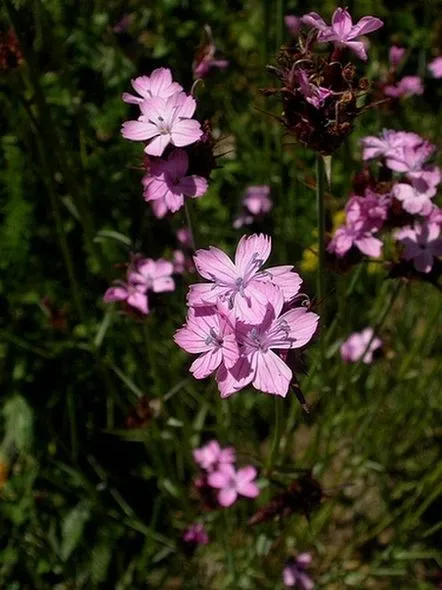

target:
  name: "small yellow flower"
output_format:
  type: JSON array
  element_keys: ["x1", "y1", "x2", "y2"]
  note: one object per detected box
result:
[
  {"x1": 332, "y1": 209, "x2": 346, "y2": 230},
  {"x1": 300, "y1": 247, "x2": 318, "y2": 273}
]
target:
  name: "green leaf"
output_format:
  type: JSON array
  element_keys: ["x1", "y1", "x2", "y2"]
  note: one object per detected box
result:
[
  {"x1": 60, "y1": 501, "x2": 91, "y2": 561},
  {"x1": 2, "y1": 394, "x2": 33, "y2": 453},
  {"x1": 91, "y1": 539, "x2": 112, "y2": 583}
]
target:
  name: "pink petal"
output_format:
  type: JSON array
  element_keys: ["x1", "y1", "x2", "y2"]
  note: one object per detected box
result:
[
  {"x1": 345, "y1": 40, "x2": 368, "y2": 61},
  {"x1": 355, "y1": 235, "x2": 383, "y2": 257},
  {"x1": 301, "y1": 12, "x2": 328, "y2": 31},
  {"x1": 277, "y1": 308, "x2": 319, "y2": 348},
  {"x1": 170, "y1": 119, "x2": 203, "y2": 147},
  {"x1": 351, "y1": 16, "x2": 384, "y2": 37},
  {"x1": 167, "y1": 149, "x2": 189, "y2": 178},
  {"x1": 174, "y1": 326, "x2": 210, "y2": 354},
  {"x1": 145, "y1": 134, "x2": 171, "y2": 157},
  {"x1": 221, "y1": 334, "x2": 240, "y2": 369},
  {"x1": 149, "y1": 67, "x2": 172, "y2": 96},
  {"x1": 234, "y1": 234, "x2": 272, "y2": 277},
  {"x1": 121, "y1": 120, "x2": 159, "y2": 141},
  {"x1": 127, "y1": 292, "x2": 149, "y2": 314},
  {"x1": 104, "y1": 286, "x2": 128, "y2": 302},
  {"x1": 131, "y1": 75, "x2": 152, "y2": 97},
  {"x1": 143, "y1": 176, "x2": 169, "y2": 202},
  {"x1": 178, "y1": 175, "x2": 208, "y2": 198},
  {"x1": 193, "y1": 247, "x2": 238, "y2": 282},
  {"x1": 122, "y1": 92, "x2": 143, "y2": 104},
  {"x1": 262, "y1": 265, "x2": 303, "y2": 301},
  {"x1": 218, "y1": 488, "x2": 238, "y2": 507},
  {"x1": 190, "y1": 349, "x2": 223, "y2": 378},
  {"x1": 208, "y1": 466, "x2": 233, "y2": 488},
  {"x1": 251, "y1": 350, "x2": 292, "y2": 397},
  {"x1": 152, "y1": 276, "x2": 175, "y2": 292},
  {"x1": 236, "y1": 466, "x2": 257, "y2": 486},
  {"x1": 176, "y1": 94, "x2": 197, "y2": 118},
  {"x1": 331, "y1": 7, "x2": 353, "y2": 39}
]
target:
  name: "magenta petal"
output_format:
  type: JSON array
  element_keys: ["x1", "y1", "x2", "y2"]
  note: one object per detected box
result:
[
  {"x1": 351, "y1": 15, "x2": 384, "y2": 37},
  {"x1": 345, "y1": 40, "x2": 368, "y2": 61},
  {"x1": 218, "y1": 488, "x2": 237, "y2": 507},
  {"x1": 331, "y1": 8, "x2": 353, "y2": 38},
  {"x1": 178, "y1": 175, "x2": 208, "y2": 198}
]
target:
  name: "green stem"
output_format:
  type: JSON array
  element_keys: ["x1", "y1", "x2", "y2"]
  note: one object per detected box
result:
[
  {"x1": 184, "y1": 201, "x2": 197, "y2": 251},
  {"x1": 222, "y1": 511, "x2": 237, "y2": 586},
  {"x1": 144, "y1": 319, "x2": 159, "y2": 393},
  {"x1": 315, "y1": 155, "x2": 326, "y2": 370},
  {"x1": 267, "y1": 396, "x2": 283, "y2": 475}
]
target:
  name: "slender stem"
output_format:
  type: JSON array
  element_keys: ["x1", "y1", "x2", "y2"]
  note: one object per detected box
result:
[
  {"x1": 315, "y1": 155, "x2": 326, "y2": 369},
  {"x1": 144, "y1": 319, "x2": 159, "y2": 393},
  {"x1": 266, "y1": 396, "x2": 283, "y2": 475},
  {"x1": 222, "y1": 511, "x2": 237, "y2": 585},
  {"x1": 184, "y1": 201, "x2": 197, "y2": 251}
]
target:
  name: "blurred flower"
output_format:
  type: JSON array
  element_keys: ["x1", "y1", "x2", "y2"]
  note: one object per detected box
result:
[
  {"x1": 173, "y1": 249, "x2": 194, "y2": 274},
  {"x1": 122, "y1": 68, "x2": 183, "y2": 104},
  {"x1": 285, "y1": 15, "x2": 301, "y2": 36},
  {"x1": 177, "y1": 228, "x2": 193, "y2": 248},
  {"x1": 128, "y1": 258, "x2": 175, "y2": 294},
  {"x1": 389, "y1": 45, "x2": 405, "y2": 67},
  {"x1": 193, "y1": 25, "x2": 228, "y2": 79},
  {"x1": 283, "y1": 553, "x2": 314, "y2": 589},
  {"x1": 233, "y1": 185, "x2": 272, "y2": 228},
  {"x1": 0, "y1": 28, "x2": 23, "y2": 71},
  {"x1": 361, "y1": 129, "x2": 422, "y2": 162},
  {"x1": 113, "y1": 14, "x2": 131, "y2": 34},
  {"x1": 384, "y1": 76, "x2": 424, "y2": 98},
  {"x1": 142, "y1": 149, "x2": 208, "y2": 216},
  {"x1": 300, "y1": 247, "x2": 318, "y2": 273},
  {"x1": 394, "y1": 222, "x2": 442, "y2": 273},
  {"x1": 393, "y1": 182, "x2": 436, "y2": 216},
  {"x1": 340, "y1": 328, "x2": 382, "y2": 363},
  {"x1": 104, "y1": 281, "x2": 149, "y2": 315},
  {"x1": 302, "y1": 7, "x2": 383, "y2": 61},
  {"x1": 182, "y1": 523, "x2": 209, "y2": 546},
  {"x1": 208, "y1": 464, "x2": 259, "y2": 507},
  {"x1": 193, "y1": 440, "x2": 235, "y2": 472},
  {"x1": 428, "y1": 56, "x2": 442, "y2": 78},
  {"x1": 122, "y1": 91, "x2": 203, "y2": 156},
  {"x1": 328, "y1": 224, "x2": 383, "y2": 258}
]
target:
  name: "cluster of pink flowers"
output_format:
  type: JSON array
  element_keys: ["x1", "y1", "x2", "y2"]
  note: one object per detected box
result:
[
  {"x1": 329, "y1": 129, "x2": 442, "y2": 274},
  {"x1": 340, "y1": 328, "x2": 382, "y2": 364},
  {"x1": 193, "y1": 440, "x2": 259, "y2": 507},
  {"x1": 121, "y1": 68, "x2": 211, "y2": 218},
  {"x1": 283, "y1": 553, "x2": 314, "y2": 589},
  {"x1": 233, "y1": 185, "x2": 273, "y2": 228},
  {"x1": 103, "y1": 256, "x2": 175, "y2": 315},
  {"x1": 174, "y1": 234, "x2": 319, "y2": 397}
]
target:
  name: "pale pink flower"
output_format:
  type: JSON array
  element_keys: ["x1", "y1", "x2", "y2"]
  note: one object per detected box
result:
[
  {"x1": 142, "y1": 149, "x2": 208, "y2": 216},
  {"x1": 285, "y1": 15, "x2": 301, "y2": 36},
  {"x1": 233, "y1": 185, "x2": 273, "y2": 228},
  {"x1": 345, "y1": 190, "x2": 388, "y2": 233},
  {"x1": 393, "y1": 183, "x2": 435, "y2": 216},
  {"x1": 122, "y1": 68, "x2": 183, "y2": 104},
  {"x1": 385, "y1": 141, "x2": 440, "y2": 196},
  {"x1": 389, "y1": 46, "x2": 405, "y2": 67},
  {"x1": 360, "y1": 129, "x2": 421, "y2": 161},
  {"x1": 302, "y1": 7, "x2": 383, "y2": 61},
  {"x1": 340, "y1": 328, "x2": 382, "y2": 364},
  {"x1": 128, "y1": 258, "x2": 175, "y2": 293},
  {"x1": 384, "y1": 76, "x2": 424, "y2": 98},
  {"x1": 428, "y1": 205, "x2": 442, "y2": 227},
  {"x1": 283, "y1": 554, "x2": 314, "y2": 589},
  {"x1": 296, "y1": 69, "x2": 332, "y2": 109},
  {"x1": 174, "y1": 305, "x2": 240, "y2": 379},
  {"x1": 188, "y1": 234, "x2": 303, "y2": 323},
  {"x1": 183, "y1": 523, "x2": 209, "y2": 546},
  {"x1": 328, "y1": 225, "x2": 383, "y2": 258},
  {"x1": 208, "y1": 464, "x2": 259, "y2": 507},
  {"x1": 193, "y1": 440, "x2": 236, "y2": 472},
  {"x1": 103, "y1": 282, "x2": 149, "y2": 315},
  {"x1": 217, "y1": 287, "x2": 319, "y2": 398},
  {"x1": 394, "y1": 222, "x2": 442, "y2": 273},
  {"x1": 121, "y1": 91, "x2": 203, "y2": 157},
  {"x1": 428, "y1": 56, "x2": 442, "y2": 78}
]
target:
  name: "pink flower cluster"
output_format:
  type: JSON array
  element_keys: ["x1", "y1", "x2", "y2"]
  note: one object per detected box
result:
[
  {"x1": 174, "y1": 234, "x2": 319, "y2": 397},
  {"x1": 329, "y1": 129, "x2": 442, "y2": 274},
  {"x1": 121, "y1": 68, "x2": 210, "y2": 218},
  {"x1": 103, "y1": 256, "x2": 175, "y2": 315},
  {"x1": 233, "y1": 185, "x2": 273, "y2": 228},
  {"x1": 283, "y1": 553, "x2": 314, "y2": 589},
  {"x1": 340, "y1": 328, "x2": 382, "y2": 364},
  {"x1": 193, "y1": 440, "x2": 259, "y2": 507}
]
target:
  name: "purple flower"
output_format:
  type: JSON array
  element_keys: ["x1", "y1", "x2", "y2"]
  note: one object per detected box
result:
[
  {"x1": 183, "y1": 523, "x2": 209, "y2": 546},
  {"x1": 393, "y1": 183, "x2": 435, "y2": 216},
  {"x1": 340, "y1": 328, "x2": 382, "y2": 364},
  {"x1": 121, "y1": 91, "x2": 203, "y2": 157},
  {"x1": 207, "y1": 464, "x2": 260, "y2": 507},
  {"x1": 128, "y1": 258, "x2": 175, "y2": 294},
  {"x1": 233, "y1": 185, "x2": 273, "y2": 228},
  {"x1": 193, "y1": 440, "x2": 236, "y2": 472},
  {"x1": 188, "y1": 234, "x2": 303, "y2": 323},
  {"x1": 142, "y1": 149, "x2": 208, "y2": 217},
  {"x1": 328, "y1": 225, "x2": 383, "y2": 258},
  {"x1": 122, "y1": 68, "x2": 183, "y2": 104},
  {"x1": 360, "y1": 129, "x2": 422, "y2": 162},
  {"x1": 103, "y1": 281, "x2": 149, "y2": 315},
  {"x1": 285, "y1": 15, "x2": 301, "y2": 36},
  {"x1": 389, "y1": 46, "x2": 405, "y2": 67},
  {"x1": 295, "y1": 69, "x2": 332, "y2": 109},
  {"x1": 384, "y1": 76, "x2": 424, "y2": 98},
  {"x1": 428, "y1": 56, "x2": 442, "y2": 78},
  {"x1": 302, "y1": 7, "x2": 383, "y2": 61},
  {"x1": 283, "y1": 554, "x2": 314, "y2": 589},
  {"x1": 394, "y1": 221, "x2": 442, "y2": 273}
]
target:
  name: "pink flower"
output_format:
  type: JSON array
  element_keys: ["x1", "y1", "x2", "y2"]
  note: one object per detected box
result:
[
  {"x1": 340, "y1": 328, "x2": 382, "y2": 364},
  {"x1": 208, "y1": 464, "x2": 259, "y2": 507},
  {"x1": 121, "y1": 91, "x2": 203, "y2": 157},
  {"x1": 393, "y1": 183, "x2": 435, "y2": 216},
  {"x1": 328, "y1": 225, "x2": 383, "y2": 258},
  {"x1": 174, "y1": 305, "x2": 240, "y2": 379},
  {"x1": 428, "y1": 56, "x2": 442, "y2": 78},
  {"x1": 384, "y1": 76, "x2": 424, "y2": 98},
  {"x1": 193, "y1": 440, "x2": 236, "y2": 471},
  {"x1": 283, "y1": 554, "x2": 314, "y2": 589},
  {"x1": 103, "y1": 282, "x2": 149, "y2": 315},
  {"x1": 182, "y1": 523, "x2": 209, "y2": 546},
  {"x1": 296, "y1": 69, "x2": 332, "y2": 109},
  {"x1": 142, "y1": 149, "x2": 208, "y2": 216},
  {"x1": 188, "y1": 234, "x2": 303, "y2": 323},
  {"x1": 128, "y1": 258, "x2": 175, "y2": 293},
  {"x1": 233, "y1": 185, "x2": 273, "y2": 228},
  {"x1": 360, "y1": 130, "x2": 421, "y2": 162},
  {"x1": 285, "y1": 15, "x2": 301, "y2": 36},
  {"x1": 177, "y1": 228, "x2": 193, "y2": 248},
  {"x1": 385, "y1": 141, "x2": 440, "y2": 196},
  {"x1": 217, "y1": 287, "x2": 319, "y2": 398},
  {"x1": 389, "y1": 46, "x2": 405, "y2": 67},
  {"x1": 302, "y1": 7, "x2": 383, "y2": 61},
  {"x1": 122, "y1": 68, "x2": 183, "y2": 104},
  {"x1": 193, "y1": 26, "x2": 229, "y2": 79},
  {"x1": 345, "y1": 190, "x2": 388, "y2": 233},
  {"x1": 428, "y1": 205, "x2": 442, "y2": 227},
  {"x1": 172, "y1": 250, "x2": 194, "y2": 274},
  {"x1": 394, "y1": 222, "x2": 442, "y2": 273}
]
